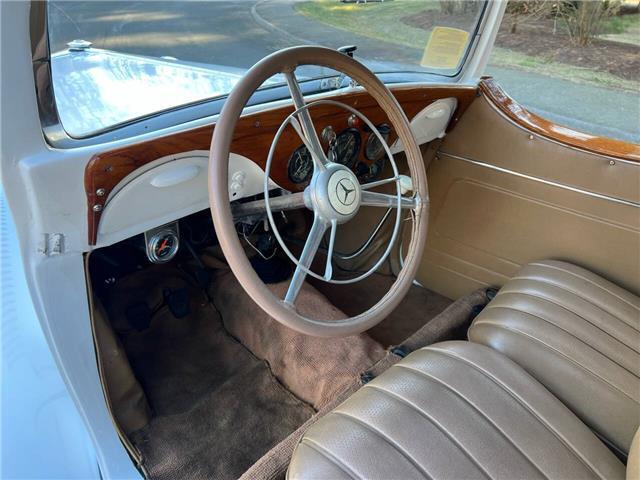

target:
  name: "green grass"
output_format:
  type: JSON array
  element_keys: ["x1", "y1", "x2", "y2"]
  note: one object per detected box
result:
[
  {"x1": 600, "y1": 13, "x2": 640, "y2": 45},
  {"x1": 602, "y1": 12, "x2": 640, "y2": 34},
  {"x1": 295, "y1": 0, "x2": 438, "y2": 48}
]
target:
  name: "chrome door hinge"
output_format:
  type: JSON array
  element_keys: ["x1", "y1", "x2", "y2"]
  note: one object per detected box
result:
[{"x1": 38, "y1": 233, "x2": 65, "y2": 256}]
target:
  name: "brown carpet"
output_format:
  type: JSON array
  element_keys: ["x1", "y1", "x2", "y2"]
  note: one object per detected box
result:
[
  {"x1": 240, "y1": 350, "x2": 403, "y2": 480},
  {"x1": 98, "y1": 258, "x2": 473, "y2": 479},
  {"x1": 103, "y1": 269, "x2": 314, "y2": 480},
  {"x1": 311, "y1": 273, "x2": 453, "y2": 347},
  {"x1": 208, "y1": 270, "x2": 386, "y2": 410}
]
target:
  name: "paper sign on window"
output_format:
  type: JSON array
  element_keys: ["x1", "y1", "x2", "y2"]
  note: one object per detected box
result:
[{"x1": 420, "y1": 27, "x2": 469, "y2": 70}]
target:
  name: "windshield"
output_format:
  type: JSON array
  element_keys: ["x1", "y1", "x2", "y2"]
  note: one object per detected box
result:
[{"x1": 46, "y1": 1, "x2": 486, "y2": 138}]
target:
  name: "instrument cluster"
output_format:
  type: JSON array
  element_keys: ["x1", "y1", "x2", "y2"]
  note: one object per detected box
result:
[{"x1": 286, "y1": 116, "x2": 392, "y2": 186}]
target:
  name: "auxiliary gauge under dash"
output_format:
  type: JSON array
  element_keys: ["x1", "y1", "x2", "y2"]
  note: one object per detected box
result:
[{"x1": 145, "y1": 224, "x2": 180, "y2": 264}]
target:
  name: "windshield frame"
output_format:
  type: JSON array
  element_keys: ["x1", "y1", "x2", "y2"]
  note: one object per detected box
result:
[{"x1": 32, "y1": 1, "x2": 489, "y2": 149}]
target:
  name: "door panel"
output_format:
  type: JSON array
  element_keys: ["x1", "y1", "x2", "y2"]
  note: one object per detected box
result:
[{"x1": 419, "y1": 80, "x2": 640, "y2": 299}]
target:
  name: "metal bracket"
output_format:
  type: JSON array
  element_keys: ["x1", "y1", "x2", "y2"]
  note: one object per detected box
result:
[{"x1": 38, "y1": 233, "x2": 65, "y2": 256}]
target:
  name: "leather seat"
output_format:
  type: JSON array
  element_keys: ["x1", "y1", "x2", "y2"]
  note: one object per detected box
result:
[
  {"x1": 469, "y1": 260, "x2": 640, "y2": 456},
  {"x1": 288, "y1": 341, "x2": 625, "y2": 479}
]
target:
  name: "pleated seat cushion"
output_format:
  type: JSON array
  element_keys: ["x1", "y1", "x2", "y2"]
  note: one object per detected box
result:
[
  {"x1": 288, "y1": 341, "x2": 624, "y2": 479},
  {"x1": 469, "y1": 259, "x2": 640, "y2": 456}
]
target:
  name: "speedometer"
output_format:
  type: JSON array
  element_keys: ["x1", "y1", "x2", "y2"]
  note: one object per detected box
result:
[{"x1": 330, "y1": 129, "x2": 360, "y2": 169}]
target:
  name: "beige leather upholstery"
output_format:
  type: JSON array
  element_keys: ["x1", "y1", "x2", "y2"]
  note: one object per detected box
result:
[
  {"x1": 469, "y1": 260, "x2": 640, "y2": 456},
  {"x1": 629, "y1": 428, "x2": 640, "y2": 480},
  {"x1": 288, "y1": 341, "x2": 624, "y2": 479}
]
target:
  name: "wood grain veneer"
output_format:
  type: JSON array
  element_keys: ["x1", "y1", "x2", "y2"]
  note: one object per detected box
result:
[
  {"x1": 480, "y1": 78, "x2": 640, "y2": 163},
  {"x1": 85, "y1": 85, "x2": 477, "y2": 244}
]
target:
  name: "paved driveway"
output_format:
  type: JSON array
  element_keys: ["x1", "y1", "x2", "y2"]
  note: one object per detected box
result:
[
  {"x1": 49, "y1": 0, "x2": 639, "y2": 143},
  {"x1": 48, "y1": 1, "x2": 285, "y2": 68}
]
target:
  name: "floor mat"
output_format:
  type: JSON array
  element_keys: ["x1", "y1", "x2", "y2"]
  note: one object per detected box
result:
[
  {"x1": 208, "y1": 270, "x2": 386, "y2": 410},
  {"x1": 104, "y1": 269, "x2": 314, "y2": 480},
  {"x1": 311, "y1": 273, "x2": 453, "y2": 346}
]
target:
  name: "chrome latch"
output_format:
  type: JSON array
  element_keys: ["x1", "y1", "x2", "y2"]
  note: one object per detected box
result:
[{"x1": 38, "y1": 233, "x2": 65, "y2": 256}]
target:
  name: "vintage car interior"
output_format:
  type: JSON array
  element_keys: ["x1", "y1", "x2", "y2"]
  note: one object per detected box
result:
[
  {"x1": 1, "y1": 1, "x2": 638, "y2": 479},
  {"x1": 86, "y1": 50, "x2": 640, "y2": 478}
]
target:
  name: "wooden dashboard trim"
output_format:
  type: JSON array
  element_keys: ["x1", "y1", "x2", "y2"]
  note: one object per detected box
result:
[
  {"x1": 85, "y1": 85, "x2": 477, "y2": 245},
  {"x1": 479, "y1": 78, "x2": 640, "y2": 163}
]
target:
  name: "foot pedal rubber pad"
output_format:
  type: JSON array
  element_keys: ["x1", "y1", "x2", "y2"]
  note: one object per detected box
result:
[{"x1": 164, "y1": 287, "x2": 190, "y2": 318}]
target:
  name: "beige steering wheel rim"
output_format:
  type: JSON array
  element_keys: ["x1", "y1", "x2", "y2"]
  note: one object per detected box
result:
[{"x1": 208, "y1": 46, "x2": 429, "y2": 337}]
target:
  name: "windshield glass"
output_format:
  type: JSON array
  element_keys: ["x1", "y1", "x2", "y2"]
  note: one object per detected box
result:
[{"x1": 47, "y1": 1, "x2": 485, "y2": 138}]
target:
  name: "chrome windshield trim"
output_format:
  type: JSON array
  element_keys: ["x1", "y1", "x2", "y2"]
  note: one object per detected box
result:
[
  {"x1": 438, "y1": 151, "x2": 640, "y2": 208},
  {"x1": 30, "y1": 1, "x2": 67, "y2": 143}
]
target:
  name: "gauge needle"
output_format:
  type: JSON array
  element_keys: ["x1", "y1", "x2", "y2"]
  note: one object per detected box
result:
[{"x1": 158, "y1": 239, "x2": 169, "y2": 252}]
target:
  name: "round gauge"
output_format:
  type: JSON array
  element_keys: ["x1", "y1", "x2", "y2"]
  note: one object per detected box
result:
[
  {"x1": 331, "y1": 129, "x2": 361, "y2": 169},
  {"x1": 287, "y1": 145, "x2": 313, "y2": 184},
  {"x1": 365, "y1": 124, "x2": 391, "y2": 162},
  {"x1": 148, "y1": 230, "x2": 179, "y2": 264}
]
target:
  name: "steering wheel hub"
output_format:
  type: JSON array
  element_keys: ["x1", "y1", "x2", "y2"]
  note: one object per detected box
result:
[
  {"x1": 305, "y1": 164, "x2": 361, "y2": 223},
  {"x1": 328, "y1": 170, "x2": 359, "y2": 215}
]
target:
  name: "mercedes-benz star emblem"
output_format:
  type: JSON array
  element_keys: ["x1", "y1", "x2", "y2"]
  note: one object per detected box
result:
[{"x1": 336, "y1": 178, "x2": 356, "y2": 206}]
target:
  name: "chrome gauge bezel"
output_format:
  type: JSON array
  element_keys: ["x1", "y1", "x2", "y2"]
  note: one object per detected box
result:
[
  {"x1": 145, "y1": 226, "x2": 180, "y2": 264},
  {"x1": 365, "y1": 124, "x2": 391, "y2": 161},
  {"x1": 332, "y1": 128, "x2": 361, "y2": 169},
  {"x1": 287, "y1": 145, "x2": 314, "y2": 184}
]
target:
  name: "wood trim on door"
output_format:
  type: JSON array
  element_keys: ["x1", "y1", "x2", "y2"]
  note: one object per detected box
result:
[{"x1": 479, "y1": 78, "x2": 640, "y2": 162}]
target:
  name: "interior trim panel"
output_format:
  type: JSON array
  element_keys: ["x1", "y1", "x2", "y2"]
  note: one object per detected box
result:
[{"x1": 439, "y1": 151, "x2": 640, "y2": 208}]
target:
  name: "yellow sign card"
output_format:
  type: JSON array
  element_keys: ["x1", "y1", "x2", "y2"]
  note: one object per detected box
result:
[{"x1": 420, "y1": 26, "x2": 470, "y2": 70}]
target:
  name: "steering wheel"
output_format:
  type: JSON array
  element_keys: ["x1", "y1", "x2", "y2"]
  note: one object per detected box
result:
[{"x1": 209, "y1": 46, "x2": 429, "y2": 337}]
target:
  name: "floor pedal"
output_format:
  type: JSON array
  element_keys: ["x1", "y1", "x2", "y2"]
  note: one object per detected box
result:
[{"x1": 164, "y1": 287, "x2": 190, "y2": 318}]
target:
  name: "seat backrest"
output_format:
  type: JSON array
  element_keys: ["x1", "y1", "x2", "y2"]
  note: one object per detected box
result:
[{"x1": 629, "y1": 428, "x2": 640, "y2": 480}]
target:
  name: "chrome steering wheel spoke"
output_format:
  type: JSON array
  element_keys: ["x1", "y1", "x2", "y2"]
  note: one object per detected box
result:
[
  {"x1": 284, "y1": 214, "x2": 329, "y2": 305},
  {"x1": 284, "y1": 70, "x2": 328, "y2": 172},
  {"x1": 232, "y1": 191, "x2": 306, "y2": 219},
  {"x1": 360, "y1": 191, "x2": 417, "y2": 209}
]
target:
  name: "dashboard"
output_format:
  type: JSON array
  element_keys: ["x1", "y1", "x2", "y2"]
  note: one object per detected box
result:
[{"x1": 84, "y1": 85, "x2": 478, "y2": 247}]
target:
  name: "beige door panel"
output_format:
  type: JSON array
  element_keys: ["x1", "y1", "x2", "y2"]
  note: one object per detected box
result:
[
  {"x1": 443, "y1": 95, "x2": 640, "y2": 203},
  {"x1": 420, "y1": 94, "x2": 640, "y2": 300}
]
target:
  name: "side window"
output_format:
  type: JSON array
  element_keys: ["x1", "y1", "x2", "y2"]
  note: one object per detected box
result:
[{"x1": 485, "y1": 0, "x2": 639, "y2": 143}]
